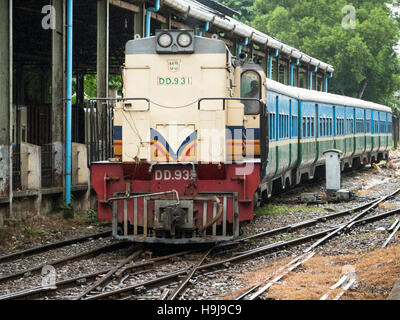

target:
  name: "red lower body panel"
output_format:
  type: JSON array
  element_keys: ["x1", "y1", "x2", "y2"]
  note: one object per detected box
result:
[{"x1": 91, "y1": 162, "x2": 260, "y2": 234}]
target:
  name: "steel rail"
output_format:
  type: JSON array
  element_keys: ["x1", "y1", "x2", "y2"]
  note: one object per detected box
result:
[
  {"x1": 114, "y1": 250, "x2": 192, "y2": 277},
  {"x1": 248, "y1": 252, "x2": 316, "y2": 300},
  {"x1": 215, "y1": 196, "x2": 384, "y2": 252},
  {"x1": 320, "y1": 275, "x2": 350, "y2": 300},
  {"x1": 0, "y1": 230, "x2": 111, "y2": 264},
  {"x1": 388, "y1": 219, "x2": 399, "y2": 232},
  {"x1": 167, "y1": 247, "x2": 213, "y2": 300},
  {"x1": 85, "y1": 268, "x2": 191, "y2": 300},
  {"x1": 305, "y1": 186, "x2": 400, "y2": 253},
  {"x1": 234, "y1": 285, "x2": 260, "y2": 300},
  {"x1": 0, "y1": 268, "x2": 110, "y2": 300},
  {"x1": 382, "y1": 221, "x2": 400, "y2": 248},
  {"x1": 75, "y1": 249, "x2": 143, "y2": 300},
  {"x1": 333, "y1": 278, "x2": 356, "y2": 300},
  {"x1": 0, "y1": 250, "x2": 191, "y2": 300},
  {"x1": 0, "y1": 241, "x2": 130, "y2": 284}
]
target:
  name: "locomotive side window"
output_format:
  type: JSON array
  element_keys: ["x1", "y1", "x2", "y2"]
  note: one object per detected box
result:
[{"x1": 241, "y1": 70, "x2": 261, "y2": 115}]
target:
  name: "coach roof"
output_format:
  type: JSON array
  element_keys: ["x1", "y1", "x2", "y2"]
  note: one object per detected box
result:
[{"x1": 266, "y1": 78, "x2": 392, "y2": 113}]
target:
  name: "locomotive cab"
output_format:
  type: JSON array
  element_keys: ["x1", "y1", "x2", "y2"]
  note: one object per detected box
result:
[{"x1": 236, "y1": 61, "x2": 266, "y2": 158}]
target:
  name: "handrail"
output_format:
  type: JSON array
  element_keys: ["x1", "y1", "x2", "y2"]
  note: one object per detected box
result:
[{"x1": 198, "y1": 97, "x2": 265, "y2": 112}]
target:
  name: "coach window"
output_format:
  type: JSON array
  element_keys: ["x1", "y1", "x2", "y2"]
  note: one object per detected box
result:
[{"x1": 241, "y1": 71, "x2": 261, "y2": 115}]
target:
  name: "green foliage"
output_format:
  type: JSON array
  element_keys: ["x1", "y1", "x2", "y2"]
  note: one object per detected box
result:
[
  {"x1": 23, "y1": 226, "x2": 48, "y2": 237},
  {"x1": 217, "y1": 0, "x2": 255, "y2": 24},
  {"x1": 58, "y1": 203, "x2": 74, "y2": 219},
  {"x1": 251, "y1": 0, "x2": 400, "y2": 106},
  {"x1": 84, "y1": 74, "x2": 123, "y2": 101},
  {"x1": 85, "y1": 209, "x2": 98, "y2": 223}
]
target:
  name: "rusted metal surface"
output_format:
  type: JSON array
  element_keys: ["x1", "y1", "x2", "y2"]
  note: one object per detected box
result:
[{"x1": 0, "y1": 230, "x2": 111, "y2": 264}]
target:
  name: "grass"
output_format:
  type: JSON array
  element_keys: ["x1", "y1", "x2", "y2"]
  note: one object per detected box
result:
[
  {"x1": 255, "y1": 203, "x2": 324, "y2": 216},
  {"x1": 23, "y1": 226, "x2": 48, "y2": 237},
  {"x1": 85, "y1": 209, "x2": 98, "y2": 223}
]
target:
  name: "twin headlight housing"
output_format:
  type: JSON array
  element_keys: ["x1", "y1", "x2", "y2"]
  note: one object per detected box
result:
[{"x1": 156, "y1": 30, "x2": 195, "y2": 53}]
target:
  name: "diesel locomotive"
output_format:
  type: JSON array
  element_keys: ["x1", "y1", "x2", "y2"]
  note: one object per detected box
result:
[{"x1": 88, "y1": 30, "x2": 392, "y2": 244}]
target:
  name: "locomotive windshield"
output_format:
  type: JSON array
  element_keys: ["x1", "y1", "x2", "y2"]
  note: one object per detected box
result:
[{"x1": 241, "y1": 70, "x2": 261, "y2": 115}]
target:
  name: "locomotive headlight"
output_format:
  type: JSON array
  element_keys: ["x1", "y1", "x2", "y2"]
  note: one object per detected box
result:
[
  {"x1": 157, "y1": 33, "x2": 173, "y2": 48},
  {"x1": 177, "y1": 32, "x2": 192, "y2": 48}
]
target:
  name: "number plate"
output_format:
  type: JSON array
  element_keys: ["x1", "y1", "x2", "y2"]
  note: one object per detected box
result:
[{"x1": 154, "y1": 169, "x2": 191, "y2": 181}]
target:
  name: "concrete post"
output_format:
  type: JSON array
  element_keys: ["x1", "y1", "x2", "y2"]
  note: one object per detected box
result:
[
  {"x1": 134, "y1": 2, "x2": 145, "y2": 37},
  {"x1": 52, "y1": 0, "x2": 64, "y2": 187},
  {"x1": 324, "y1": 149, "x2": 342, "y2": 193},
  {"x1": 97, "y1": 0, "x2": 109, "y2": 158},
  {"x1": 0, "y1": 0, "x2": 13, "y2": 226},
  {"x1": 0, "y1": 1, "x2": 12, "y2": 209}
]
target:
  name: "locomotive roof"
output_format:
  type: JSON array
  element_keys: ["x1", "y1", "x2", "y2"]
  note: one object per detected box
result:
[
  {"x1": 266, "y1": 78, "x2": 392, "y2": 113},
  {"x1": 163, "y1": 0, "x2": 334, "y2": 73}
]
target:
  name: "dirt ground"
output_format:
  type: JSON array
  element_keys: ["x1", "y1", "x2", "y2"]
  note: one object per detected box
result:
[{"x1": 224, "y1": 243, "x2": 400, "y2": 300}]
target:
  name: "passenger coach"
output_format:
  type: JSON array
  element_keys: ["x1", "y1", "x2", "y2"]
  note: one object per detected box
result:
[{"x1": 260, "y1": 79, "x2": 392, "y2": 199}]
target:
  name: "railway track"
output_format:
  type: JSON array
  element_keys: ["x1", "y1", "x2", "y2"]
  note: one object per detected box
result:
[
  {"x1": 0, "y1": 249, "x2": 197, "y2": 300},
  {"x1": 69, "y1": 191, "x2": 400, "y2": 300},
  {"x1": 0, "y1": 240, "x2": 130, "y2": 284},
  {"x1": 0, "y1": 230, "x2": 112, "y2": 264},
  {"x1": 1, "y1": 183, "x2": 400, "y2": 300}
]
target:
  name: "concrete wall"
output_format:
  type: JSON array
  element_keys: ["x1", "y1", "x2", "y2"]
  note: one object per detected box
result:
[
  {"x1": 20, "y1": 143, "x2": 41, "y2": 190},
  {"x1": 72, "y1": 142, "x2": 89, "y2": 185},
  {"x1": 0, "y1": 142, "x2": 95, "y2": 226}
]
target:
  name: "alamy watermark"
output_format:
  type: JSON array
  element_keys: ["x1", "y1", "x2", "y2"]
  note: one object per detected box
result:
[
  {"x1": 41, "y1": 5, "x2": 56, "y2": 30},
  {"x1": 342, "y1": 5, "x2": 356, "y2": 30},
  {"x1": 41, "y1": 265, "x2": 57, "y2": 289}
]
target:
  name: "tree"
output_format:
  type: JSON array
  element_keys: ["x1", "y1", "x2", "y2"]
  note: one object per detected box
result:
[
  {"x1": 251, "y1": 0, "x2": 400, "y2": 106},
  {"x1": 217, "y1": 0, "x2": 255, "y2": 24}
]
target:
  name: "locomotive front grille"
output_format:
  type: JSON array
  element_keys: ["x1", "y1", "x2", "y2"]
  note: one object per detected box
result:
[{"x1": 110, "y1": 192, "x2": 239, "y2": 244}]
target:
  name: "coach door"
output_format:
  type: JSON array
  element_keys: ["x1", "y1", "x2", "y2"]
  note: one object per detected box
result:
[{"x1": 241, "y1": 69, "x2": 263, "y2": 158}]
